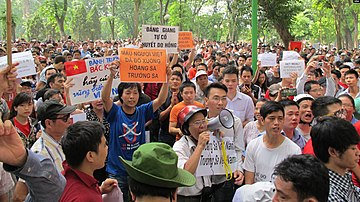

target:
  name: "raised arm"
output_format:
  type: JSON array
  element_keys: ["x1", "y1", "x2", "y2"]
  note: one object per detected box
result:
[
  {"x1": 101, "y1": 60, "x2": 119, "y2": 112},
  {"x1": 152, "y1": 65, "x2": 172, "y2": 112}
]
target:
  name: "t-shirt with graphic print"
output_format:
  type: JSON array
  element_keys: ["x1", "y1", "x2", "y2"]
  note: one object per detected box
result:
[{"x1": 105, "y1": 102, "x2": 154, "y2": 176}]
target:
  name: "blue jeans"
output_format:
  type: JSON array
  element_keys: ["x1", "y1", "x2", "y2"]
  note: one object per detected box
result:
[{"x1": 108, "y1": 174, "x2": 130, "y2": 202}]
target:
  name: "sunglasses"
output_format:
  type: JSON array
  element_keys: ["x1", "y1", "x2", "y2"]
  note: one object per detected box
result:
[{"x1": 51, "y1": 114, "x2": 70, "y2": 122}]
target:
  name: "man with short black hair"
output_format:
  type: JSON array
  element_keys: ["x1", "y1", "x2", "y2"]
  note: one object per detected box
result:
[
  {"x1": 272, "y1": 155, "x2": 329, "y2": 202},
  {"x1": 339, "y1": 69, "x2": 360, "y2": 99},
  {"x1": 239, "y1": 66, "x2": 261, "y2": 104},
  {"x1": 311, "y1": 117, "x2": 360, "y2": 201},
  {"x1": 60, "y1": 121, "x2": 117, "y2": 201},
  {"x1": 244, "y1": 101, "x2": 301, "y2": 184}
]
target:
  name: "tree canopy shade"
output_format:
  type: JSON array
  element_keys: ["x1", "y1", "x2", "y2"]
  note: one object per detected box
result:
[{"x1": 0, "y1": 0, "x2": 358, "y2": 48}]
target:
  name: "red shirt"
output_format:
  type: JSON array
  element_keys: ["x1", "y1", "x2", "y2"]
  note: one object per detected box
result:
[
  {"x1": 60, "y1": 162, "x2": 102, "y2": 202},
  {"x1": 14, "y1": 118, "x2": 30, "y2": 137},
  {"x1": 302, "y1": 138, "x2": 315, "y2": 155},
  {"x1": 338, "y1": 81, "x2": 348, "y2": 89},
  {"x1": 188, "y1": 67, "x2": 197, "y2": 80}
]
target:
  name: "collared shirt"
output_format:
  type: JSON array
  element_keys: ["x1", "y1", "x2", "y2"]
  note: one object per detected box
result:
[
  {"x1": 173, "y1": 136, "x2": 212, "y2": 196},
  {"x1": 328, "y1": 169, "x2": 360, "y2": 201},
  {"x1": 226, "y1": 91, "x2": 254, "y2": 123},
  {"x1": 60, "y1": 162, "x2": 102, "y2": 202},
  {"x1": 31, "y1": 130, "x2": 65, "y2": 172},
  {"x1": 239, "y1": 83, "x2": 262, "y2": 100},
  {"x1": 282, "y1": 128, "x2": 306, "y2": 150},
  {"x1": 3, "y1": 150, "x2": 66, "y2": 202},
  {"x1": 338, "y1": 88, "x2": 360, "y2": 99},
  {"x1": 351, "y1": 115, "x2": 359, "y2": 125}
]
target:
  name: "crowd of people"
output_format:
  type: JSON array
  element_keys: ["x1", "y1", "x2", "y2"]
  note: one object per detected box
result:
[{"x1": 0, "y1": 37, "x2": 360, "y2": 202}]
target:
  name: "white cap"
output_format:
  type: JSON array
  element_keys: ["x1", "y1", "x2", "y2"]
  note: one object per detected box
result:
[
  {"x1": 195, "y1": 70, "x2": 208, "y2": 79},
  {"x1": 294, "y1": 94, "x2": 314, "y2": 103}
]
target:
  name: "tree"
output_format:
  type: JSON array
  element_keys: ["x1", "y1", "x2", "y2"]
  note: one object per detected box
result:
[
  {"x1": 133, "y1": 0, "x2": 141, "y2": 38},
  {"x1": 43, "y1": 0, "x2": 68, "y2": 38},
  {"x1": 259, "y1": 0, "x2": 304, "y2": 48}
]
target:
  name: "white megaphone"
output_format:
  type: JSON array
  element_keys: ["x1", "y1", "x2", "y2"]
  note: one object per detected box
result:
[{"x1": 207, "y1": 109, "x2": 234, "y2": 131}]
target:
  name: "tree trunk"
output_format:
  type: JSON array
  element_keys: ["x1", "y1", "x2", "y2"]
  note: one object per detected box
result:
[
  {"x1": 354, "y1": 14, "x2": 359, "y2": 48},
  {"x1": 133, "y1": 0, "x2": 141, "y2": 39},
  {"x1": 110, "y1": 0, "x2": 116, "y2": 40},
  {"x1": 160, "y1": 0, "x2": 164, "y2": 25},
  {"x1": 23, "y1": 0, "x2": 30, "y2": 18},
  {"x1": 273, "y1": 22, "x2": 294, "y2": 49}
]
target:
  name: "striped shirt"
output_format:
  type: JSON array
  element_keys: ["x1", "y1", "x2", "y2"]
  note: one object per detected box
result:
[{"x1": 31, "y1": 130, "x2": 65, "y2": 172}]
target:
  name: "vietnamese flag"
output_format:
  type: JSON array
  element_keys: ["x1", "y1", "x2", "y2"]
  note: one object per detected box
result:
[
  {"x1": 65, "y1": 60, "x2": 87, "y2": 76},
  {"x1": 289, "y1": 41, "x2": 302, "y2": 52}
]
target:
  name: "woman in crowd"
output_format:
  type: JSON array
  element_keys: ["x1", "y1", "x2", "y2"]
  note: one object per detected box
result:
[
  {"x1": 254, "y1": 70, "x2": 269, "y2": 98},
  {"x1": 9, "y1": 92, "x2": 39, "y2": 149}
]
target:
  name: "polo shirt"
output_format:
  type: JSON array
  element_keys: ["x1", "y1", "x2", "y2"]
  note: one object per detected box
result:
[
  {"x1": 282, "y1": 128, "x2": 306, "y2": 150},
  {"x1": 60, "y1": 162, "x2": 102, "y2": 202}
]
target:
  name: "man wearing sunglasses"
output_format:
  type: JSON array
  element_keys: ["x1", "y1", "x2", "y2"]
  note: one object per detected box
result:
[{"x1": 13, "y1": 100, "x2": 76, "y2": 202}]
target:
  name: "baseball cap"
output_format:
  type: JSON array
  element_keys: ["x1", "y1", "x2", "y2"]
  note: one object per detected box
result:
[
  {"x1": 195, "y1": 70, "x2": 208, "y2": 80},
  {"x1": 268, "y1": 84, "x2": 281, "y2": 95},
  {"x1": 37, "y1": 100, "x2": 76, "y2": 122}
]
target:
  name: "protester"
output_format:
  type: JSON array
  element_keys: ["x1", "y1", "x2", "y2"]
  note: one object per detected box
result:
[
  {"x1": 101, "y1": 60, "x2": 171, "y2": 201},
  {"x1": 120, "y1": 142, "x2": 196, "y2": 202},
  {"x1": 311, "y1": 117, "x2": 360, "y2": 201}
]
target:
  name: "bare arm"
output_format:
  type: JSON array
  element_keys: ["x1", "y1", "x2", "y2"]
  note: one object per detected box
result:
[
  {"x1": 183, "y1": 132, "x2": 209, "y2": 174},
  {"x1": 244, "y1": 170, "x2": 255, "y2": 184},
  {"x1": 169, "y1": 121, "x2": 182, "y2": 136},
  {"x1": 152, "y1": 65, "x2": 172, "y2": 112},
  {"x1": 101, "y1": 61, "x2": 119, "y2": 112},
  {"x1": 185, "y1": 48, "x2": 196, "y2": 72}
]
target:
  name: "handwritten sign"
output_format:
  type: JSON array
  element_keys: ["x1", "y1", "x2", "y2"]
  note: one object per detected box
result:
[
  {"x1": 280, "y1": 60, "x2": 305, "y2": 78},
  {"x1": 67, "y1": 56, "x2": 120, "y2": 105},
  {"x1": 70, "y1": 112, "x2": 87, "y2": 123},
  {"x1": 282, "y1": 51, "x2": 301, "y2": 61},
  {"x1": 258, "y1": 53, "x2": 277, "y2": 67},
  {"x1": 119, "y1": 48, "x2": 167, "y2": 83},
  {"x1": 0, "y1": 51, "x2": 36, "y2": 78},
  {"x1": 178, "y1": 31, "x2": 194, "y2": 50},
  {"x1": 196, "y1": 136, "x2": 237, "y2": 177},
  {"x1": 141, "y1": 25, "x2": 179, "y2": 53}
]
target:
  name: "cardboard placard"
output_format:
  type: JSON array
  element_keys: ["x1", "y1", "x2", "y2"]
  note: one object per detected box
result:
[
  {"x1": 141, "y1": 25, "x2": 179, "y2": 53},
  {"x1": 178, "y1": 31, "x2": 194, "y2": 50},
  {"x1": 119, "y1": 48, "x2": 167, "y2": 83}
]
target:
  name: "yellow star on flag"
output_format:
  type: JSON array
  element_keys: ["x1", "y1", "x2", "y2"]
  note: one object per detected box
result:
[{"x1": 73, "y1": 65, "x2": 79, "y2": 70}]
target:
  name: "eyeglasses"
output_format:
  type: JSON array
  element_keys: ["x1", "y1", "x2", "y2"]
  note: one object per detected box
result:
[
  {"x1": 325, "y1": 109, "x2": 347, "y2": 118},
  {"x1": 51, "y1": 114, "x2": 70, "y2": 122},
  {"x1": 310, "y1": 88, "x2": 322, "y2": 93},
  {"x1": 190, "y1": 120, "x2": 207, "y2": 127}
]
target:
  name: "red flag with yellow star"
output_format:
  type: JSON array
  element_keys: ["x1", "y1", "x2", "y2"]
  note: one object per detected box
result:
[{"x1": 65, "y1": 60, "x2": 87, "y2": 76}]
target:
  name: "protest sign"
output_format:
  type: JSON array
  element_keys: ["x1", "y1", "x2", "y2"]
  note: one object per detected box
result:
[
  {"x1": 258, "y1": 53, "x2": 277, "y2": 67},
  {"x1": 0, "y1": 51, "x2": 36, "y2": 78},
  {"x1": 66, "y1": 55, "x2": 120, "y2": 105},
  {"x1": 178, "y1": 31, "x2": 194, "y2": 50},
  {"x1": 119, "y1": 48, "x2": 167, "y2": 83},
  {"x1": 280, "y1": 60, "x2": 305, "y2": 78},
  {"x1": 141, "y1": 25, "x2": 179, "y2": 53},
  {"x1": 196, "y1": 135, "x2": 237, "y2": 177},
  {"x1": 282, "y1": 51, "x2": 301, "y2": 61}
]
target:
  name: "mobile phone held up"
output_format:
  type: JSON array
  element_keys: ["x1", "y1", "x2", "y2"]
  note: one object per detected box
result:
[{"x1": 281, "y1": 88, "x2": 297, "y2": 97}]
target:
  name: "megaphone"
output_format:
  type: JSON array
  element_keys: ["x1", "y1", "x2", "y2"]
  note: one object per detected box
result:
[{"x1": 208, "y1": 109, "x2": 234, "y2": 131}]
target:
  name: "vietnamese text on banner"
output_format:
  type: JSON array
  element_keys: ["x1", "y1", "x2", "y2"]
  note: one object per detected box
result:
[
  {"x1": 141, "y1": 25, "x2": 179, "y2": 53},
  {"x1": 65, "y1": 55, "x2": 120, "y2": 105},
  {"x1": 119, "y1": 48, "x2": 167, "y2": 83}
]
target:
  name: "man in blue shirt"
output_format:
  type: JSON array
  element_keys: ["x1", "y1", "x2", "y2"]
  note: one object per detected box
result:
[{"x1": 101, "y1": 60, "x2": 171, "y2": 201}]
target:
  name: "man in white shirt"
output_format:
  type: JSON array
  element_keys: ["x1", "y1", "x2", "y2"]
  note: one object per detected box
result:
[
  {"x1": 243, "y1": 101, "x2": 301, "y2": 184},
  {"x1": 221, "y1": 66, "x2": 254, "y2": 127}
]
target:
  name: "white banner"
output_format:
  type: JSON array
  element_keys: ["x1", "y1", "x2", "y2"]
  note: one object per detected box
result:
[
  {"x1": 141, "y1": 25, "x2": 179, "y2": 53},
  {"x1": 258, "y1": 53, "x2": 277, "y2": 67},
  {"x1": 196, "y1": 135, "x2": 237, "y2": 177},
  {"x1": 0, "y1": 51, "x2": 36, "y2": 78},
  {"x1": 68, "y1": 56, "x2": 120, "y2": 105},
  {"x1": 280, "y1": 60, "x2": 305, "y2": 78}
]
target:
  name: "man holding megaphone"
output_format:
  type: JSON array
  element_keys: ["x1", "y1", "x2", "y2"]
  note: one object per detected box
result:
[{"x1": 204, "y1": 82, "x2": 246, "y2": 201}]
